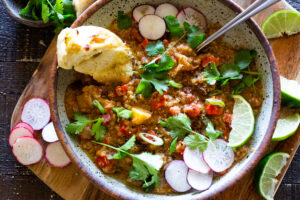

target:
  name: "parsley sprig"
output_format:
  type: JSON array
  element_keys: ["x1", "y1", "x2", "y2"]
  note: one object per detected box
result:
[
  {"x1": 160, "y1": 114, "x2": 221, "y2": 153},
  {"x1": 20, "y1": 0, "x2": 76, "y2": 33},
  {"x1": 92, "y1": 135, "x2": 163, "y2": 192}
]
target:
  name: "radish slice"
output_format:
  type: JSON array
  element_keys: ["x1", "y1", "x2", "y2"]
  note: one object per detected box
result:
[
  {"x1": 155, "y1": 3, "x2": 179, "y2": 18},
  {"x1": 45, "y1": 142, "x2": 71, "y2": 168},
  {"x1": 132, "y1": 4, "x2": 155, "y2": 22},
  {"x1": 12, "y1": 136, "x2": 43, "y2": 165},
  {"x1": 42, "y1": 122, "x2": 59, "y2": 143},
  {"x1": 203, "y1": 139, "x2": 234, "y2": 173},
  {"x1": 165, "y1": 160, "x2": 191, "y2": 192},
  {"x1": 9, "y1": 127, "x2": 33, "y2": 147},
  {"x1": 187, "y1": 169, "x2": 213, "y2": 191},
  {"x1": 183, "y1": 147, "x2": 210, "y2": 174},
  {"x1": 14, "y1": 122, "x2": 34, "y2": 133},
  {"x1": 21, "y1": 98, "x2": 50, "y2": 130},
  {"x1": 176, "y1": 7, "x2": 207, "y2": 33},
  {"x1": 139, "y1": 15, "x2": 166, "y2": 40}
]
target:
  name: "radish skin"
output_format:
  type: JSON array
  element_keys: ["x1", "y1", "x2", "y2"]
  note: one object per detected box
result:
[
  {"x1": 14, "y1": 122, "x2": 34, "y2": 133},
  {"x1": 12, "y1": 136, "x2": 43, "y2": 166},
  {"x1": 42, "y1": 122, "x2": 59, "y2": 143},
  {"x1": 155, "y1": 3, "x2": 178, "y2": 18},
  {"x1": 165, "y1": 160, "x2": 191, "y2": 192},
  {"x1": 9, "y1": 127, "x2": 33, "y2": 147},
  {"x1": 45, "y1": 142, "x2": 71, "y2": 168},
  {"x1": 132, "y1": 4, "x2": 155, "y2": 22},
  {"x1": 21, "y1": 98, "x2": 50, "y2": 130}
]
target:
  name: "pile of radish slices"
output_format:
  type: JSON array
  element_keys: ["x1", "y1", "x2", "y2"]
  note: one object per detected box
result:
[
  {"x1": 165, "y1": 139, "x2": 234, "y2": 192},
  {"x1": 133, "y1": 3, "x2": 207, "y2": 40},
  {"x1": 9, "y1": 98, "x2": 71, "y2": 168}
]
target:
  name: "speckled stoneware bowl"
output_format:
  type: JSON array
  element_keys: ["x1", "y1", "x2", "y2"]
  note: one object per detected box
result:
[{"x1": 48, "y1": 0, "x2": 281, "y2": 199}]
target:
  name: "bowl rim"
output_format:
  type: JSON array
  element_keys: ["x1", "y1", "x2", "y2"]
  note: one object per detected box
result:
[{"x1": 48, "y1": 0, "x2": 281, "y2": 199}]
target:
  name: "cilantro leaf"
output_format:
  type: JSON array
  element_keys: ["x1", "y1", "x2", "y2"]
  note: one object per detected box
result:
[
  {"x1": 135, "y1": 79, "x2": 153, "y2": 98},
  {"x1": 146, "y1": 41, "x2": 165, "y2": 56},
  {"x1": 160, "y1": 113, "x2": 193, "y2": 139},
  {"x1": 143, "y1": 174, "x2": 160, "y2": 192},
  {"x1": 93, "y1": 100, "x2": 105, "y2": 114},
  {"x1": 205, "y1": 98, "x2": 225, "y2": 108},
  {"x1": 205, "y1": 120, "x2": 222, "y2": 141},
  {"x1": 183, "y1": 22, "x2": 199, "y2": 34},
  {"x1": 164, "y1": 15, "x2": 184, "y2": 36},
  {"x1": 184, "y1": 134, "x2": 208, "y2": 152},
  {"x1": 112, "y1": 107, "x2": 133, "y2": 121},
  {"x1": 117, "y1": 11, "x2": 132, "y2": 30},
  {"x1": 169, "y1": 137, "x2": 178, "y2": 154},
  {"x1": 91, "y1": 118, "x2": 106, "y2": 141},
  {"x1": 110, "y1": 135, "x2": 136, "y2": 159},
  {"x1": 234, "y1": 50, "x2": 257, "y2": 70},
  {"x1": 157, "y1": 55, "x2": 175, "y2": 71},
  {"x1": 233, "y1": 75, "x2": 261, "y2": 95},
  {"x1": 66, "y1": 112, "x2": 93, "y2": 135},
  {"x1": 187, "y1": 33, "x2": 205, "y2": 48},
  {"x1": 220, "y1": 63, "x2": 241, "y2": 78},
  {"x1": 203, "y1": 62, "x2": 220, "y2": 85}
]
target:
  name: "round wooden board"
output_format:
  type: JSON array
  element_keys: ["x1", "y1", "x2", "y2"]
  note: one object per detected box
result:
[{"x1": 10, "y1": 0, "x2": 300, "y2": 199}]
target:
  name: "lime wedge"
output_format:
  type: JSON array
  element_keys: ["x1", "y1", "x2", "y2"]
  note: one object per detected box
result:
[
  {"x1": 255, "y1": 152, "x2": 290, "y2": 200},
  {"x1": 228, "y1": 95, "x2": 255, "y2": 147},
  {"x1": 261, "y1": 10, "x2": 300, "y2": 39},
  {"x1": 272, "y1": 113, "x2": 300, "y2": 141},
  {"x1": 281, "y1": 76, "x2": 300, "y2": 108}
]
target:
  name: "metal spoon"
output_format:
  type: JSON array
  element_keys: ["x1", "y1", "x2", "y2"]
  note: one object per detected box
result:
[{"x1": 196, "y1": 0, "x2": 281, "y2": 52}]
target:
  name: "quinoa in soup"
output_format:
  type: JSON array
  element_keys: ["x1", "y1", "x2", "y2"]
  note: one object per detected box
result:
[{"x1": 62, "y1": 5, "x2": 262, "y2": 194}]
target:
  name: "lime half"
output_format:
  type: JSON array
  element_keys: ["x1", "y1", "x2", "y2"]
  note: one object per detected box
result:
[
  {"x1": 228, "y1": 95, "x2": 255, "y2": 147},
  {"x1": 272, "y1": 113, "x2": 300, "y2": 141},
  {"x1": 262, "y1": 10, "x2": 300, "y2": 39},
  {"x1": 255, "y1": 152, "x2": 290, "y2": 200},
  {"x1": 281, "y1": 76, "x2": 300, "y2": 108}
]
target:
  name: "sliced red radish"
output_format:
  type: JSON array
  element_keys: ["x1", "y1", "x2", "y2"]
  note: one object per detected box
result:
[
  {"x1": 176, "y1": 7, "x2": 207, "y2": 33},
  {"x1": 203, "y1": 139, "x2": 234, "y2": 173},
  {"x1": 42, "y1": 122, "x2": 59, "y2": 143},
  {"x1": 165, "y1": 160, "x2": 191, "y2": 192},
  {"x1": 187, "y1": 169, "x2": 213, "y2": 191},
  {"x1": 155, "y1": 3, "x2": 179, "y2": 18},
  {"x1": 12, "y1": 136, "x2": 43, "y2": 165},
  {"x1": 183, "y1": 147, "x2": 210, "y2": 174},
  {"x1": 14, "y1": 122, "x2": 34, "y2": 133},
  {"x1": 139, "y1": 15, "x2": 166, "y2": 40},
  {"x1": 132, "y1": 4, "x2": 155, "y2": 22},
  {"x1": 21, "y1": 98, "x2": 50, "y2": 130},
  {"x1": 9, "y1": 127, "x2": 33, "y2": 147},
  {"x1": 45, "y1": 142, "x2": 71, "y2": 168}
]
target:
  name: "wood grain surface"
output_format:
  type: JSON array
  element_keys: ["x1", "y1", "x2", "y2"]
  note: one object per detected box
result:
[{"x1": 1, "y1": 0, "x2": 300, "y2": 200}]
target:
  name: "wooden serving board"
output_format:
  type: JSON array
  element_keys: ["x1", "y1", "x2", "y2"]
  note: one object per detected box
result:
[{"x1": 10, "y1": 0, "x2": 300, "y2": 199}]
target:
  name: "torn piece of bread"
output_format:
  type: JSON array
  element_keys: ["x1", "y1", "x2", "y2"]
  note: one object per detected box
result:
[
  {"x1": 73, "y1": 0, "x2": 96, "y2": 17},
  {"x1": 57, "y1": 26, "x2": 133, "y2": 83}
]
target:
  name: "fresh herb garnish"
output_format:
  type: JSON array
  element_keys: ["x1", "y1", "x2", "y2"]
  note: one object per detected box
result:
[
  {"x1": 117, "y1": 11, "x2": 132, "y2": 30},
  {"x1": 92, "y1": 135, "x2": 163, "y2": 192},
  {"x1": 161, "y1": 114, "x2": 222, "y2": 152},
  {"x1": 145, "y1": 40, "x2": 165, "y2": 56},
  {"x1": 183, "y1": 22, "x2": 205, "y2": 48},
  {"x1": 112, "y1": 107, "x2": 133, "y2": 121},
  {"x1": 168, "y1": 80, "x2": 183, "y2": 88},
  {"x1": 164, "y1": 15, "x2": 184, "y2": 37},
  {"x1": 203, "y1": 62, "x2": 221, "y2": 85},
  {"x1": 65, "y1": 112, "x2": 94, "y2": 135},
  {"x1": 91, "y1": 118, "x2": 106, "y2": 141},
  {"x1": 20, "y1": 0, "x2": 76, "y2": 33},
  {"x1": 169, "y1": 137, "x2": 178, "y2": 154},
  {"x1": 234, "y1": 49, "x2": 257, "y2": 70},
  {"x1": 205, "y1": 98, "x2": 225, "y2": 108},
  {"x1": 233, "y1": 75, "x2": 261, "y2": 95},
  {"x1": 93, "y1": 100, "x2": 105, "y2": 114}
]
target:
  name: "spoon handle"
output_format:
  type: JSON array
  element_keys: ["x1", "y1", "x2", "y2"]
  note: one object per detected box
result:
[{"x1": 195, "y1": 0, "x2": 281, "y2": 52}]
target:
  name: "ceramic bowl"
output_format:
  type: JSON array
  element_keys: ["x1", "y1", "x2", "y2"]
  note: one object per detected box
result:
[{"x1": 49, "y1": 0, "x2": 281, "y2": 199}]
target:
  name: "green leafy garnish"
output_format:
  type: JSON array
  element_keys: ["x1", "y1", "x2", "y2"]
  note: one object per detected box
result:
[
  {"x1": 112, "y1": 107, "x2": 133, "y2": 121},
  {"x1": 183, "y1": 22, "x2": 205, "y2": 48},
  {"x1": 146, "y1": 41, "x2": 165, "y2": 56},
  {"x1": 93, "y1": 100, "x2": 105, "y2": 114},
  {"x1": 205, "y1": 98, "x2": 225, "y2": 108},
  {"x1": 233, "y1": 75, "x2": 261, "y2": 94},
  {"x1": 20, "y1": 0, "x2": 76, "y2": 33},
  {"x1": 205, "y1": 119, "x2": 222, "y2": 141},
  {"x1": 184, "y1": 134, "x2": 208, "y2": 152},
  {"x1": 164, "y1": 15, "x2": 184, "y2": 36},
  {"x1": 65, "y1": 112, "x2": 93, "y2": 134},
  {"x1": 117, "y1": 11, "x2": 132, "y2": 30},
  {"x1": 92, "y1": 136, "x2": 163, "y2": 192},
  {"x1": 91, "y1": 118, "x2": 106, "y2": 141},
  {"x1": 203, "y1": 62, "x2": 221, "y2": 85},
  {"x1": 169, "y1": 137, "x2": 178, "y2": 154},
  {"x1": 234, "y1": 50, "x2": 257, "y2": 70},
  {"x1": 168, "y1": 80, "x2": 183, "y2": 88}
]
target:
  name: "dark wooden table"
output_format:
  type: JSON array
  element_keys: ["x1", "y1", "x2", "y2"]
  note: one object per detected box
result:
[{"x1": 0, "y1": 1, "x2": 299, "y2": 200}]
